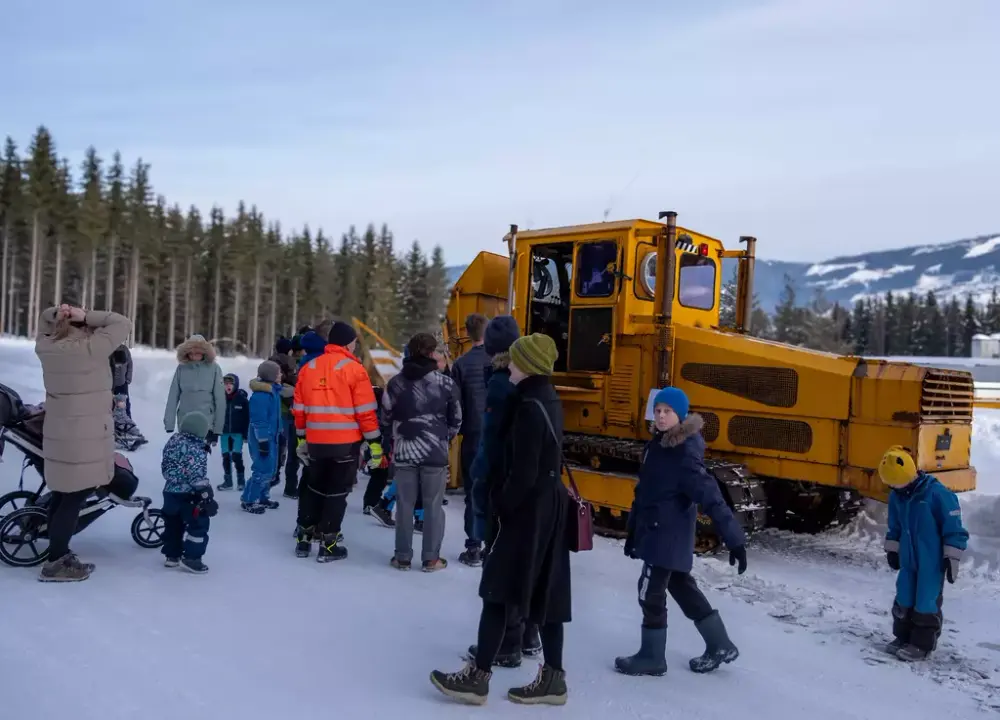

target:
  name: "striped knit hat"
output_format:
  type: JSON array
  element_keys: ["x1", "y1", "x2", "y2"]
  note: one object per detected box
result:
[{"x1": 509, "y1": 333, "x2": 558, "y2": 376}]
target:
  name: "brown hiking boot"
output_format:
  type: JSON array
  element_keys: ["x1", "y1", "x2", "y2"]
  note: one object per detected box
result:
[
  {"x1": 38, "y1": 553, "x2": 94, "y2": 582},
  {"x1": 507, "y1": 664, "x2": 567, "y2": 705},
  {"x1": 422, "y1": 557, "x2": 448, "y2": 572},
  {"x1": 391, "y1": 556, "x2": 411, "y2": 570},
  {"x1": 430, "y1": 659, "x2": 491, "y2": 705}
]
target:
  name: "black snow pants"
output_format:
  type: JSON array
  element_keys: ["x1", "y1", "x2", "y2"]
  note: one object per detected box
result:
[
  {"x1": 638, "y1": 563, "x2": 715, "y2": 630},
  {"x1": 296, "y1": 445, "x2": 358, "y2": 536}
]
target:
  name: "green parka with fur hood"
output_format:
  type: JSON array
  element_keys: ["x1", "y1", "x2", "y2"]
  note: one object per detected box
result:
[{"x1": 163, "y1": 334, "x2": 227, "y2": 435}]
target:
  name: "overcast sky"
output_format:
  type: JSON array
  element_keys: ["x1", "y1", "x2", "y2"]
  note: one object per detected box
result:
[{"x1": 5, "y1": 0, "x2": 998, "y2": 265}]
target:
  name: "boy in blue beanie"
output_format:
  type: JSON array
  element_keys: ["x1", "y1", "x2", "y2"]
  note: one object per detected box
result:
[{"x1": 616, "y1": 386, "x2": 747, "y2": 677}]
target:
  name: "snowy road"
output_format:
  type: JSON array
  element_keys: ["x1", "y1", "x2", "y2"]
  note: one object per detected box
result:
[{"x1": 1, "y1": 339, "x2": 998, "y2": 719}]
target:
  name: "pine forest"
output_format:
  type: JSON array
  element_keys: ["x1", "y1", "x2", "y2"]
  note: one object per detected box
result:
[{"x1": 0, "y1": 126, "x2": 449, "y2": 356}]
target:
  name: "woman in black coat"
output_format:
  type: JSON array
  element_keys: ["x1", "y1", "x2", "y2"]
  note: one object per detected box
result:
[{"x1": 431, "y1": 332, "x2": 571, "y2": 707}]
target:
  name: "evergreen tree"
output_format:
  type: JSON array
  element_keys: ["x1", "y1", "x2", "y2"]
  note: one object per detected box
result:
[
  {"x1": 962, "y1": 294, "x2": 980, "y2": 357},
  {"x1": 986, "y1": 286, "x2": 1000, "y2": 334},
  {"x1": 944, "y1": 295, "x2": 962, "y2": 357},
  {"x1": 915, "y1": 291, "x2": 946, "y2": 356},
  {"x1": 425, "y1": 244, "x2": 449, "y2": 327},
  {"x1": 850, "y1": 299, "x2": 870, "y2": 354},
  {"x1": 772, "y1": 274, "x2": 810, "y2": 346},
  {"x1": 400, "y1": 240, "x2": 430, "y2": 339},
  {"x1": 883, "y1": 292, "x2": 898, "y2": 355}
]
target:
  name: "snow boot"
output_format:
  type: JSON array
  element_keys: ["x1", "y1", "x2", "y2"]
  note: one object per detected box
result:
[
  {"x1": 429, "y1": 659, "x2": 491, "y2": 706},
  {"x1": 241, "y1": 501, "x2": 265, "y2": 514},
  {"x1": 317, "y1": 533, "x2": 347, "y2": 562},
  {"x1": 236, "y1": 468, "x2": 246, "y2": 492},
  {"x1": 38, "y1": 553, "x2": 93, "y2": 582},
  {"x1": 881, "y1": 638, "x2": 906, "y2": 655},
  {"x1": 614, "y1": 626, "x2": 668, "y2": 676},
  {"x1": 261, "y1": 499, "x2": 280, "y2": 510},
  {"x1": 164, "y1": 557, "x2": 180, "y2": 568},
  {"x1": 391, "y1": 556, "x2": 411, "y2": 570},
  {"x1": 522, "y1": 623, "x2": 542, "y2": 657},
  {"x1": 459, "y1": 546, "x2": 482, "y2": 567},
  {"x1": 423, "y1": 557, "x2": 448, "y2": 572},
  {"x1": 467, "y1": 644, "x2": 522, "y2": 669},
  {"x1": 896, "y1": 644, "x2": 931, "y2": 662},
  {"x1": 217, "y1": 479, "x2": 234, "y2": 491},
  {"x1": 295, "y1": 526, "x2": 314, "y2": 558},
  {"x1": 181, "y1": 557, "x2": 209, "y2": 574},
  {"x1": 370, "y1": 505, "x2": 394, "y2": 528},
  {"x1": 507, "y1": 664, "x2": 567, "y2": 706},
  {"x1": 689, "y1": 610, "x2": 739, "y2": 673}
]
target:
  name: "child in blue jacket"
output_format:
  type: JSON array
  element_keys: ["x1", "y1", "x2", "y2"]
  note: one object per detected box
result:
[
  {"x1": 241, "y1": 361, "x2": 283, "y2": 514},
  {"x1": 879, "y1": 445, "x2": 969, "y2": 661},
  {"x1": 617, "y1": 386, "x2": 747, "y2": 677},
  {"x1": 161, "y1": 411, "x2": 218, "y2": 574},
  {"x1": 217, "y1": 373, "x2": 250, "y2": 492}
]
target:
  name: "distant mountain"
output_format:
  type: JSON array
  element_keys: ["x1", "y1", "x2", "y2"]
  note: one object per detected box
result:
[{"x1": 446, "y1": 232, "x2": 1000, "y2": 313}]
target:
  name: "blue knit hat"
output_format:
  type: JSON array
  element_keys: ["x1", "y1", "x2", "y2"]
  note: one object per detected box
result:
[
  {"x1": 653, "y1": 387, "x2": 689, "y2": 420},
  {"x1": 275, "y1": 336, "x2": 293, "y2": 355},
  {"x1": 484, "y1": 315, "x2": 520, "y2": 357}
]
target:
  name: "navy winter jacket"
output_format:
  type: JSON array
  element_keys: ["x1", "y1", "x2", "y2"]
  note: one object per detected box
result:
[
  {"x1": 450, "y1": 344, "x2": 488, "y2": 436},
  {"x1": 470, "y1": 362, "x2": 517, "y2": 536},
  {"x1": 222, "y1": 375, "x2": 250, "y2": 437},
  {"x1": 628, "y1": 413, "x2": 745, "y2": 573}
]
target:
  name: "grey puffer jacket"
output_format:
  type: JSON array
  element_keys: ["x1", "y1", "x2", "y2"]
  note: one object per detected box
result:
[{"x1": 163, "y1": 335, "x2": 227, "y2": 435}]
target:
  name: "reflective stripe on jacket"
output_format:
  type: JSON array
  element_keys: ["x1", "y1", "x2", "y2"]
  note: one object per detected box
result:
[{"x1": 292, "y1": 345, "x2": 381, "y2": 446}]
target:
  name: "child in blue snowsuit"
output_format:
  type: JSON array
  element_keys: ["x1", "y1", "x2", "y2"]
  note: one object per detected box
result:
[
  {"x1": 241, "y1": 360, "x2": 283, "y2": 514},
  {"x1": 879, "y1": 445, "x2": 969, "y2": 661},
  {"x1": 217, "y1": 373, "x2": 250, "y2": 492},
  {"x1": 161, "y1": 411, "x2": 218, "y2": 574}
]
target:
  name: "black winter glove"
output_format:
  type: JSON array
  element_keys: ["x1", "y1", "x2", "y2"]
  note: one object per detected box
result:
[
  {"x1": 206, "y1": 431, "x2": 218, "y2": 446},
  {"x1": 887, "y1": 551, "x2": 900, "y2": 571},
  {"x1": 729, "y1": 545, "x2": 748, "y2": 575},
  {"x1": 197, "y1": 489, "x2": 219, "y2": 518},
  {"x1": 258, "y1": 440, "x2": 270, "y2": 458},
  {"x1": 623, "y1": 529, "x2": 637, "y2": 559},
  {"x1": 944, "y1": 555, "x2": 959, "y2": 584}
]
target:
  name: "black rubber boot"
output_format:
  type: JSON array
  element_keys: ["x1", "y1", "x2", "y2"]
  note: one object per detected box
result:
[
  {"x1": 689, "y1": 610, "x2": 739, "y2": 673},
  {"x1": 614, "y1": 626, "x2": 668, "y2": 676}
]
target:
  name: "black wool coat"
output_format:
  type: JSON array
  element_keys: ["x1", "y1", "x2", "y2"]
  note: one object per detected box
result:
[{"x1": 480, "y1": 374, "x2": 572, "y2": 625}]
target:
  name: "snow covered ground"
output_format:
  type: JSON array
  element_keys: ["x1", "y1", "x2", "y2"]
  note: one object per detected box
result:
[{"x1": 2, "y1": 338, "x2": 1000, "y2": 718}]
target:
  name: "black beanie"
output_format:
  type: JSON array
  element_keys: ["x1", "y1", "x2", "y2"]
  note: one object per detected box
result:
[{"x1": 328, "y1": 321, "x2": 357, "y2": 347}]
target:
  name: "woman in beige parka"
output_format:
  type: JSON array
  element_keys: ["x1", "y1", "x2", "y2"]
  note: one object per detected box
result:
[{"x1": 34, "y1": 304, "x2": 132, "y2": 582}]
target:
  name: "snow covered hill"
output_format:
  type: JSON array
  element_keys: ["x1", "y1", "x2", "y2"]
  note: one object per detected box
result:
[
  {"x1": 447, "y1": 232, "x2": 1000, "y2": 313},
  {"x1": 2, "y1": 340, "x2": 1000, "y2": 718}
]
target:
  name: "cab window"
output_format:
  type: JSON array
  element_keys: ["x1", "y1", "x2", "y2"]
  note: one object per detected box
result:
[
  {"x1": 576, "y1": 241, "x2": 618, "y2": 298},
  {"x1": 678, "y1": 253, "x2": 716, "y2": 310}
]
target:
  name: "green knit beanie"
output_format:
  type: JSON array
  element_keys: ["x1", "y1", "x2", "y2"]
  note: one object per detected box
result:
[
  {"x1": 179, "y1": 411, "x2": 210, "y2": 439},
  {"x1": 509, "y1": 333, "x2": 558, "y2": 376}
]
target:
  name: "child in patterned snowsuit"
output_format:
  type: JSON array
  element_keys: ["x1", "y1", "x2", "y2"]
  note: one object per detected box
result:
[
  {"x1": 161, "y1": 411, "x2": 218, "y2": 573},
  {"x1": 113, "y1": 393, "x2": 147, "y2": 451},
  {"x1": 240, "y1": 361, "x2": 283, "y2": 514},
  {"x1": 880, "y1": 445, "x2": 969, "y2": 661}
]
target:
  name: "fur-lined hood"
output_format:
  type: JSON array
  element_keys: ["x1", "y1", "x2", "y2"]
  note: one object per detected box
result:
[
  {"x1": 176, "y1": 335, "x2": 216, "y2": 364},
  {"x1": 492, "y1": 352, "x2": 511, "y2": 370},
  {"x1": 657, "y1": 413, "x2": 704, "y2": 448}
]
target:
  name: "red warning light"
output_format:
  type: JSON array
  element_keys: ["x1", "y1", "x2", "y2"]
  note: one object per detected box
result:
[{"x1": 698, "y1": 243, "x2": 709, "y2": 256}]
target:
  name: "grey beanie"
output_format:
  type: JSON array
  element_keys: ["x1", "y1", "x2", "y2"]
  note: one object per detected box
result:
[
  {"x1": 179, "y1": 411, "x2": 210, "y2": 439},
  {"x1": 257, "y1": 360, "x2": 281, "y2": 383}
]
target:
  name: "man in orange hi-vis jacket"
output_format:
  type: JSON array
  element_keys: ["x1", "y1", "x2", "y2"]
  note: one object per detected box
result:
[{"x1": 292, "y1": 321, "x2": 383, "y2": 562}]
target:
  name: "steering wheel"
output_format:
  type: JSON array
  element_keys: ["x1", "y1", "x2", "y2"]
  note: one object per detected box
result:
[{"x1": 532, "y1": 262, "x2": 554, "y2": 300}]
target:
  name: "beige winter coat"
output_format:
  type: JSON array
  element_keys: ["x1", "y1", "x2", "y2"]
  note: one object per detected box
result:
[{"x1": 34, "y1": 309, "x2": 132, "y2": 493}]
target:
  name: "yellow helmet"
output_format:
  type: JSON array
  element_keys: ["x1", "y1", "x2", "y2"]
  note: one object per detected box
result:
[{"x1": 878, "y1": 445, "x2": 918, "y2": 488}]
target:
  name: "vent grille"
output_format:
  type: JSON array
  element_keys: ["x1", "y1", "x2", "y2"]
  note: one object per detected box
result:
[
  {"x1": 700, "y1": 412, "x2": 720, "y2": 443},
  {"x1": 727, "y1": 416, "x2": 812, "y2": 454},
  {"x1": 681, "y1": 363, "x2": 798, "y2": 408},
  {"x1": 921, "y1": 370, "x2": 974, "y2": 422},
  {"x1": 607, "y1": 363, "x2": 634, "y2": 427}
]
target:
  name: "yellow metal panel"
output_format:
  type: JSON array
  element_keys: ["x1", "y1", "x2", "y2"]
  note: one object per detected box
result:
[
  {"x1": 562, "y1": 466, "x2": 636, "y2": 511},
  {"x1": 916, "y1": 422, "x2": 972, "y2": 472}
]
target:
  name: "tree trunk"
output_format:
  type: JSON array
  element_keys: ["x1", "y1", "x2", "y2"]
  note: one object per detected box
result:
[
  {"x1": 129, "y1": 245, "x2": 140, "y2": 343},
  {"x1": 81, "y1": 265, "x2": 90, "y2": 315},
  {"x1": 28, "y1": 212, "x2": 40, "y2": 337},
  {"x1": 184, "y1": 256, "x2": 193, "y2": 341},
  {"x1": 151, "y1": 272, "x2": 160, "y2": 348},
  {"x1": 232, "y1": 275, "x2": 242, "y2": 350},
  {"x1": 168, "y1": 258, "x2": 177, "y2": 349},
  {"x1": 268, "y1": 275, "x2": 278, "y2": 357},
  {"x1": 0, "y1": 221, "x2": 8, "y2": 336},
  {"x1": 291, "y1": 277, "x2": 299, "y2": 335},
  {"x1": 52, "y1": 238, "x2": 63, "y2": 306},
  {"x1": 211, "y1": 256, "x2": 221, "y2": 341},
  {"x1": 105, "y1": 233, "x2": 117, "y2": 311},
  {"x1": 251, "y1": 261, "x2": 262, "y2": 356},
  {"x1": 89, "y1": 247, "x2": 98, "y2": 309}
]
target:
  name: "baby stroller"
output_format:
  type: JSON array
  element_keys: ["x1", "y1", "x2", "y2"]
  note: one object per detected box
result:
[
  {"x1": 113, "y1": 393, "x2": 148, "y2": 451},
  {"x1": 0, "y1": 383, "x2": 166, "y2": 567}
]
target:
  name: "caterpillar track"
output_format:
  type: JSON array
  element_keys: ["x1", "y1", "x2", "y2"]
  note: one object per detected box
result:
[{"x1": 562, "y1": 433, "x2": 768, "y2": 554}]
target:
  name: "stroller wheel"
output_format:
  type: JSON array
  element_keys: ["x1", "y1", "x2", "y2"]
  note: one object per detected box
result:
[
  {"x1": 131, "y1": 509, "x2": 166, "y2": 549},
  {"x1": 0, "y1": 490, "x2": 38, "y2": 521},
  {"x1": 0, "y1": 506, "x2": 50, "y2": 567}
]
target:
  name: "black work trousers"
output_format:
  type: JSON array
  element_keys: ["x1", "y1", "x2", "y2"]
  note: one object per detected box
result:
[
  {"x1": 296, "y1": 452, "x2": 357, "y2": 536},
  {"x1": 475, "y1": 600, "x2": 564, "y2": 672},
  {"x1": 363, "y1": 466, "x2": 390, "y2": 509},
  {"x1": 460, "y1": 432, "x2": 480, "y2": 548},
  {"x1": 638, "y1": 563, "x2": 715, "y2": 630},
  {"x1": 47, "y1": 488, "x2": 91, "y2": 562}
]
